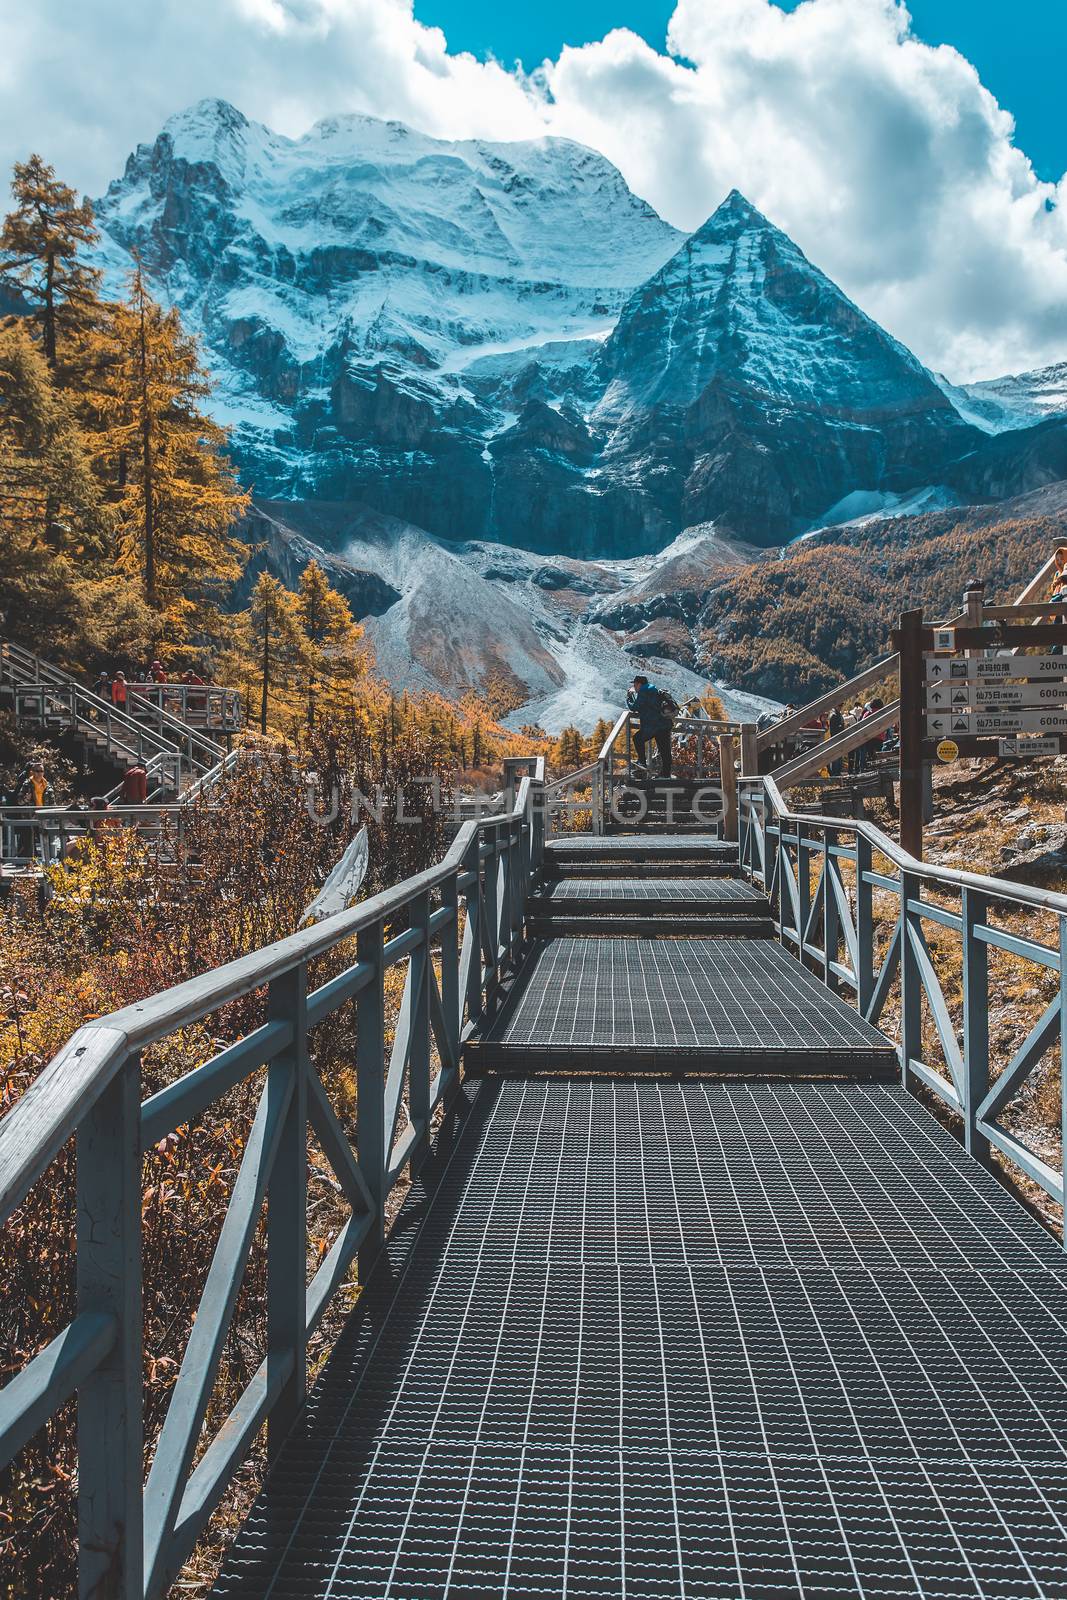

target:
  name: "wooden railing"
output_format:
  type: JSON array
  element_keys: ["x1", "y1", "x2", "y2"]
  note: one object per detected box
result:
[
  {"x1": 0, "y1": 770, "x2": 545, "y2": 1598},
  {"x1": 740, "y1": 774, "x2": 1067, "y2": 1227},
  {"x1": 0, "y1": 640, "x2": 231, "y2": 790},
  {"x1": 0, "y1": 805, "x2": 199, "y2": 868},
  {"x1": 543, "y1": 710, "x2": 735, "y2": 835}
]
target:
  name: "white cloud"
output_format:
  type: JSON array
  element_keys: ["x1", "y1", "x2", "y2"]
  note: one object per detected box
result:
[{"x1": 2, "y1": 0, "x2": 1066, "y2": 379}]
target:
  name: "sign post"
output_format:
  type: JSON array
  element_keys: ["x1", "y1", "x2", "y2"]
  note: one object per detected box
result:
[
  {"x1": 895, "y1": 608, "x2": 925, "y2": 860},
  {"x1": 898, "y1": 601, "x2": 1067, "y2": 863}
]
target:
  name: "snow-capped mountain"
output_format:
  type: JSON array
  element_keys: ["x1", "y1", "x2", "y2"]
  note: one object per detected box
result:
[
  {"x1": 944, "y1": 363, "x2": 1067, "y2": 434},
  {"x1": 87, "y1": 100, "x2": 1067, "y2": 724},
  {"x1": 94, "y1": 98, "x2": 682, "y2": 549},
  {"x1": 94, "y1": 99, "x2": 1067, "y2": 558},
  {"x1": 590, "y1": 190, "x2": 976, "y2": 541}
]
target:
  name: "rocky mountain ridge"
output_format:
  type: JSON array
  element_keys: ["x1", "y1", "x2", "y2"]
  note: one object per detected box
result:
[
  {"x1": 95, "y1": 98, "x2": 1067, "y2": 560},
  {"x1": 85, "y1": 99, "x2": 1067, "y2": 725}
]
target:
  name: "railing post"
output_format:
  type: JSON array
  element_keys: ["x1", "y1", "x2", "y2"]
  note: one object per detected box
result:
[
  {"x1": 855, "y1": 834, "x2": 875, "y2": 1017},
  {"x1": 531, "y1": 781, "x2": 545, "y2": 869},
  {"x1": 717, "y1": 735, "x2": 737, "y2": 841},
  {"x1": 823, "y1": 837, "x2": 840, "y2": 992},
  {"x1": 357, "y1": 921, "x2": 386, "y2": 1277},
  {"x1": 506, "y1": 823, "x2": 521, "y2": 965},
  {"x1": 1061, "y1": 916, "x2": 1067, "y2": 1248},
  {"x1": 484, "y1": 832, "x2": 501, "y2": 978},
  {"x1": 408, "y1": 890, "x2": 432, "y2": 1173},
  {"x1": 796, "y1": 822, "x2": 811, "y2": 959},
  {"x1": 900, "y1": 870, "x2": 921, "y2": 1089},
  {"x1": 267, "y1": 965, "x2": 308, "y2": 1461},
  {"x1": 962, "y1": 888, "x2": 990, "y2": 1166},
  {"x1": 439, "y1": 870, "x2": 461, "y2": 1081},
  {"x1": 740, "y1": 722, "x2": 759, "y2": 779},
  {"x1": 462, "y1": 831, "x2": 485, "y2": 1029},
  {"x1": 77, "y1": 1053, "x2": 143, "y2": 1600}
]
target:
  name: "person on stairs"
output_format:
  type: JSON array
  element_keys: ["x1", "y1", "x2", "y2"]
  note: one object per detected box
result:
[
  {"x1": 627, "y1": 675, "x2": 675, "y2": 779},
  {"x1": 17, "y1": 760, "x2": 53, "y2": 809}
]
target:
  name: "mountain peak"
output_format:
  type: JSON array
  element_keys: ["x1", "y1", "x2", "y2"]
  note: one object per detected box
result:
[
  {"x1": 163, "y1": 98, "x2": 250, "y2": 141},
  {"x1": 601, "y1": 183, "x2": 951, "y2": 421},
  {"x1": 687, "y1": 188, "x2": 777, "y2": 246},
  {"x1": 718, "y1": 188, "x2": 765, "y2": 222}
]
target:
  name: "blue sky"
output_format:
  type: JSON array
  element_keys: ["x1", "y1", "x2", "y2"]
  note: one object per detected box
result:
[
  {"x1": 421, "y1": 0, "x2": 1066, "y2": 182},
  {"x1": 3, "y1": 0, "x2": 1067, "y2": 377}
]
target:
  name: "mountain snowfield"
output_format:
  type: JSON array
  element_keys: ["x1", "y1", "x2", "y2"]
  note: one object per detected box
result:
[{"x1": 91, "y1": 99, "x2": 1067, "y2": 729}]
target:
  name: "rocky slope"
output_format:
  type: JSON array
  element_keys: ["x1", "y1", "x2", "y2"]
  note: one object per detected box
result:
[{"x1": 243, "y1": 499, "x2": 775, "y2": 731}]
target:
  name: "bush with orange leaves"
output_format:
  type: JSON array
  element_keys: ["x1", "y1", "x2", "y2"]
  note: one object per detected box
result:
[{"x1": 0, "y1": 713, "x2": 453, "y2": 1598}]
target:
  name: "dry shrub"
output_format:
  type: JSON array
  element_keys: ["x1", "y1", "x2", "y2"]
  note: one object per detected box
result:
[{"x1": 0, "y1": 712, "x2": 452, "y2": 1597}]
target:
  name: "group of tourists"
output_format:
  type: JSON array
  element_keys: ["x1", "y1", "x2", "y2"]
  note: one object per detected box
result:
[
  {"x1": 789, "y1": 699, "x2": 897, "y2": 775},
  {"x1": 92, "y1": 660, "x2": 209, "y2": 710}
]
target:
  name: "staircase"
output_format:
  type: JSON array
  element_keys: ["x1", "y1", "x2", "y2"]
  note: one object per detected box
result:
[
  {"x1": 0, "y1": 640, "x2": 226, "y2": 798},
  {"x1": 608, "y1": 773, "x2": 726, "y2": 833},
  {"x1": 467, "y1": 830, "x2": 896, "y2": 1077},
  {"x1": 529, "y1": 834, "x2": 769, "y2": 936}
]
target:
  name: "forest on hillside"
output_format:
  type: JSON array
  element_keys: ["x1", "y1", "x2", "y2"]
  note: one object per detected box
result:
[{"x1": 700, "y1": 512, "x2": 1066, "y2": 699}]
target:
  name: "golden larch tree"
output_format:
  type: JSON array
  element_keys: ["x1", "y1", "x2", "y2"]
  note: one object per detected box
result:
[
  {"x1": 103, "y1": 263, "x2": 249, "y2": 631},
  {"x1": 296, "y1": 559, "x2": 366, "y2": 728}
]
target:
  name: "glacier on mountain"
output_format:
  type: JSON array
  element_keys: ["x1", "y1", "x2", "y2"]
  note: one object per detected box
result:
[{"x1": 86, "y1": 99, "x2": 1067, "y2": 725}]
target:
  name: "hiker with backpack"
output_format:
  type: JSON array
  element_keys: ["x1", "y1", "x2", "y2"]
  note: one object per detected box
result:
[{"x1": 626, "y1": 675, "x2": 677, "y2": 779}]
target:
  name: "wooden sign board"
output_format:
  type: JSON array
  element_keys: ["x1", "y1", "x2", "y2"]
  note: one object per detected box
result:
[
  {"x1": 927, "y1": 682, "x2": 1067, "y2": 709},
  {"x1": 929, "y1": 709, "x2": 1067, "y2": 736},
  {"x1": 925, "y1": 654, "x2": 1067, "y2": 682}
]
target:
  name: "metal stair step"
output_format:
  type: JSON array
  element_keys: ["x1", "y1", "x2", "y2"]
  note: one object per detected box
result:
[
  {"x1": 466, "y1": 936, "x2": 897, "y2": 1078},
  {"x1": 528, "y1": 915, "x2": 775, "y2": 938}
]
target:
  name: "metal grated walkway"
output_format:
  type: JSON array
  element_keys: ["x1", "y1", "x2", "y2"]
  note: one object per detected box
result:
[
  {"x1": 536, "y1": 877, "x2": 765, "y2": 904},
  {"x1": 213, "y1": 1080, "x2": 1067, "y2": 1600},
  {"x1": 547, "y1": 835, "x2": 738, "y2": 860},
  {"x1": 469, "y1": 938, "x2": 895, "y2": 1074}
]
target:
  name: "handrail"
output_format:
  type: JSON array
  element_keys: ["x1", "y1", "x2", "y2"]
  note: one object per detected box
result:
[
  {"x1": 1, "y1": 638, "x2": 233, "y2": 786},
  {"x1": 178, "y1": 743, "x2": 248, "y2": 803},
  {"x1": 13, "y1": 681, "x2": 195, "y2": 776},
  {"x1": 126, "y1": 682, "x2": 242, "y2": 732},
  {"x1": 1015, "y1": 551, "x2": 1059, "y2": 607},
  {"x1": 0, "y1": 803, "x2": 519, "y2": 1222},
  {"x1": 125, "y1": 689, "x2": 223, "y2": 771},
  {"x1": 598, "y1": 707, "x2": 632, "y2": 765},
  {"x1": 739, "y1": 767, "x2": 1067, "y2": 1232},
  {"x1": 755, "y1": 654, "x2": 899, "y2": 753},
  {"x1": 758, "y1": 770, "x2": 1067, "y2": 914},
  {"x1": 0, "y1": 773, "x2": 545, "y2": 1596},
  {"x1": 548, "y1": 707, "x2": 734, "y2": 837},
  {"x1": 770, "y1": 702, "x2": 899, "y2": 788}
]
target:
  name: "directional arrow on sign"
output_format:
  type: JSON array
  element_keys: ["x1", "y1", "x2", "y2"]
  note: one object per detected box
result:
[{"x1": 925, "y1": 653, "x2": 1067, "y2": 683}]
